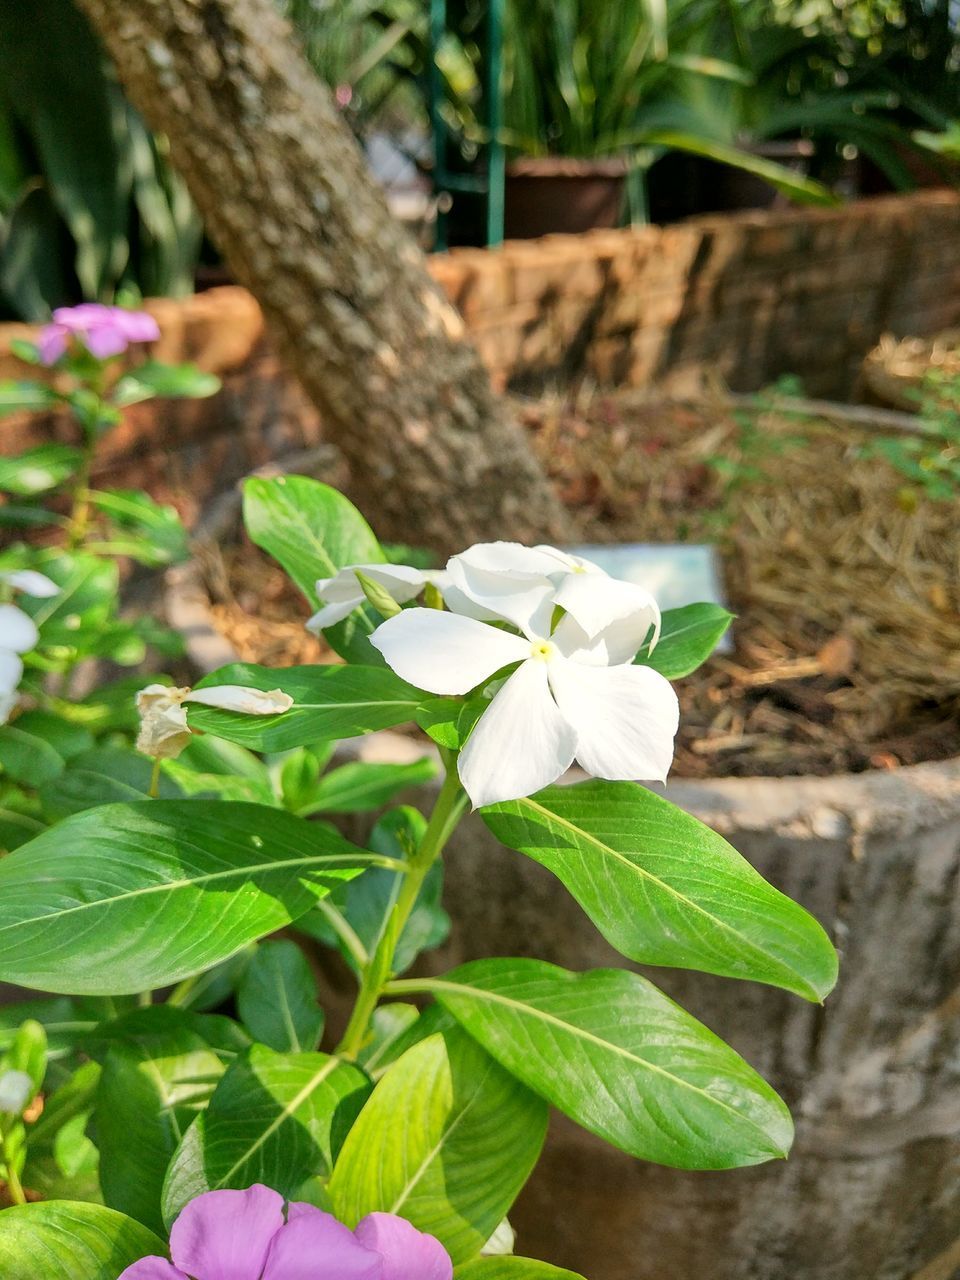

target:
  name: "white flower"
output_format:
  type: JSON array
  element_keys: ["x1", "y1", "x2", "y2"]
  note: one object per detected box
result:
[
  {"x1": 0, "y1": 569, "x2": 58, "y2": 725},
  {"x1": 443, "y1": 541, "x2": 661, "y2": 654},
  {"x1": 136, "y1": 683, "x2": 294, "y2": 760},
  {"x1": 307, "y1": 564, "x2": 434, "y2": 632},
  {"x1": 371, "y1": 544, "x2": 678, "y2": 808}
]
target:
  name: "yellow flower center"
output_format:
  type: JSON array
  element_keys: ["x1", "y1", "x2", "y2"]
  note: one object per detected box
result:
[{"x1": 529, "y1": 639, "x2": 555, "y2": 661}]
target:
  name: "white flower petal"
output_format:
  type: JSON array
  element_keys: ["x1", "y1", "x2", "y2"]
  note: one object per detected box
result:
[
  {"x1": 553, "y1": 573, "x2": 660, "y2": 651},
  {"x1": 454, "y1": 542, "x2": 570, "y2": 577},
  {"x1": 308, "y1": 564, "x2": 429, "y2": 633},
  {"x1": 306, "y1": 599, "x2": 360, "y2": 631},
  {"x1": 549, "y1": 657, "x2": 679, "y2": 784},
  {"x1": 437, "y1": 583, "x2": 503, "y2": 622},
  {"x1": 0, "y1": 570, "x2": 59, "y2": 598},
  {"x1": 184, "y1": 686, "x2": 294, "y2": 715},
  {"x1": 0, "y1": 604, "x2": 39, "y2": 655},
  {"x1": 459, "y1": 658, "x2": 577, "y2": 807},
  {"x1": 371, "y1": 608, "x2": 528, "y2": 695},
  {"x1": 446, "y1": 543, "x2": 561, "y2": 636},
  {"x1": 0, "y1": 649, "x2": 24, "y2": 693}
]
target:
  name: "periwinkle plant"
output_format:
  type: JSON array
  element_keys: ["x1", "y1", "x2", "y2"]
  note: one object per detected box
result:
[{"x1": 0, "y1": 473, "x2": 838, "y2": 1280}]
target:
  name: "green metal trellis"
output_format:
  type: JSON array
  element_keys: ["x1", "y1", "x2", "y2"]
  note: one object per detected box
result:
[{"x1": 428, "y1": 0, "x2": 505, "y2": 249}]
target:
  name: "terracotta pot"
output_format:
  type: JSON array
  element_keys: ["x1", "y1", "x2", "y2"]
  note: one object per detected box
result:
[{"x1": 504, "y1": 156, "x2": 628, "y2": 239}]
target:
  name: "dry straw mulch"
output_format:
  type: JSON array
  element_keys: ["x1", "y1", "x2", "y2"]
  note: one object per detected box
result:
[{"x1": 525, "y1": 388, "x2": 960, "y2": 777}]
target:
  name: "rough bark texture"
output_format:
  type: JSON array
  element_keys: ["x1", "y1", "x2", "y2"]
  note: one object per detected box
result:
[
  {"x1": 74, "y1": 0, "x2": 570, "y2": 550},
  {"x1": 334, "y1": 747, "x2": 960, "y2": 1280}
]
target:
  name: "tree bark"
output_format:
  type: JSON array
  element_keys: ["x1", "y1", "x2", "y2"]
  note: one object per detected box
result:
[{"x1": 74, "y1": 0, "x2": 570, "y2": 550}]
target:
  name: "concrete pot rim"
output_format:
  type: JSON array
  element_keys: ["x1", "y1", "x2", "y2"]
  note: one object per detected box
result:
[{"x1": 165, "y1": 457, "x2": 960, "y2": 840}]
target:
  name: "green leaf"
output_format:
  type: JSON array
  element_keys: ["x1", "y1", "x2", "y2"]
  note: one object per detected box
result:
[
  {"x1": 481, "y1": 781, "x2": 837, "y2": 1002},
  {"x1": 0, "y1": 444, "x2": 81, "y2": 495},
  {"x1": 112, "y1": 360, "x2": 221, "y2": 405},
  {"x1": 0, "y1": 726, "x2": 65, "y2": 785},
  {"x1": 11, "y1": 710, "x2": 93, "y2": 760},
  {"x1": 38, "y1": 747, "x2": 182, "y2": 820},
  {"x1": 16, "y1": 549, "x2": 117, "y2": 645},
  {"x1": 242, "y1": 474, "x2": 385, "y2": 663},
  {"x1": 188, "y1": 663, "x2": 422, "y2": 751},
  {"x1": 456, "y1": 1261, "x2": 586, "y2": 1280},
  {"x1": 0, "y1": 805, "x2": 45, "y2": 852},
  {"x1": 237, "y1": 940, "x2": 325, "y2": 1053},
  {"x1": 355, "y1": 1003, "x2": 422, "y2": 1075},
  {"x1": 0, "y1": 998, "x2": 98, "y2": 1062},
  {"x1": 0, "y1": 1201, "x2": 165, "y2": 1280},
  {"x1": 96, "y1": 1008, "x2": 225, "y2": 1235},
  {"x1": 0, "y1": 800, "x2": 384, "y2": 994},
  {"x1": 330, "y1": 1028, "x2": 547, "y2": 1264},
  {"x1": 9, "y1": 339, "x2": 41, "y2": 366},
  {"x1": 298, "y1": 757, "x2": 438, "y2": 815},
  {"x1": 0, "y1": 380, "x2": 60, "y2": 417},
  {"x1": 1, "y1": 1018, "x2": 47, "y2": 1096},
  {"x1": 423, "y1": 959, "x2": 793, "y2": 1170},
  {"x1": 636, "y1": 602, "x2": 733, "y2": 679},
  {"x1": 52, "y1": 1111, "x2": 98, "y2": 1180},
  {"x1": 162, "y1": 1044, "x2": 370, "y2": 1227},
  {"x1": 86, "y1": 488, "x2": 189, "y2": 566},
  {"x1": 416, "y1": 695, "x2": 487, "y2": 750}
]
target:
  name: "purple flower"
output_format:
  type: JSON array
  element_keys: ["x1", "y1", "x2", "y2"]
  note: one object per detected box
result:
[
  {"x1": 38, "y1": 303, "x2": 160, "y2": 365},
  {"x1": 118, "y1": 1185, "x2": 453, "y2": 1280}
]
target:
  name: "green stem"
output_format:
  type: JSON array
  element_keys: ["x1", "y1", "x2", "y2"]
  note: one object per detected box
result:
[
  {"x1": 167, "y1": 973, "x2": 200, "y2": 1008},
  {"x1": 148, "y1": 758, "x2": 162, "y2": 799},
  {"x1": 336, "y1": 761, "x2": 468, "y2": 1059},
  {"x1": 66, "y1": 449, "x2": 96, "y2": 551},
  {"x1": 0, "y1": 1125, "x2": 26, "y2": 1207},
  {"x1": 313, "y1": 898, "x2": 370, "y2": 970}
]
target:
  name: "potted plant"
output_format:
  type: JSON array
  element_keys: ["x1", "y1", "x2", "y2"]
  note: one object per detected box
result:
[{"x1": 435, "y1": 0, "x2": 836, "y2": 240}]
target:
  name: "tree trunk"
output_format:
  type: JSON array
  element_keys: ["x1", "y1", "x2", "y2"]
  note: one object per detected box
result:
[{"x1": 74, "y1": 0, "x2": 570, "y2": 550}]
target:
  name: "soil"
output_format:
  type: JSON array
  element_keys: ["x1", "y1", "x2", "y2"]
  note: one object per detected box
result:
[{"x1": 199, "y1": 391, "x2": 960, "y2": 779}]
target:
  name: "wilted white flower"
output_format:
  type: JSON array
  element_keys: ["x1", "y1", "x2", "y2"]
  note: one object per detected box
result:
[
  {"x1": 371, "y1": 542, "x2": 678, "y2": 808},
  {"x1": 136, "y1": 684, "x2": 294, "y2": 760},
  {"x1": 307, "y1": 564, "x2": 435, "y2": 632},
  {"x1": 0, "y1": 568, "x2": 58, "y2": 725}
]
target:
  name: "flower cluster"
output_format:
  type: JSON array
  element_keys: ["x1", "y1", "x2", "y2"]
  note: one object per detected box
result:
[
  {"x1": 119, "y1": 1184, "x2": 452, "y2": 1280},
  {"x1": 0, "y1": 569, "x2": 58, "y2": 724},
  {"x1": 38, "y1": 303, "x2": 160, "y2": 365},
  {"x1": 312, "y1": 541, "x2": 679, "y2": 808}
]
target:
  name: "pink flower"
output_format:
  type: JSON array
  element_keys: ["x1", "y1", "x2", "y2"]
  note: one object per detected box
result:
[
  {"x1": 118, "y1": 1185, "x2": 452, "y2": 1280},
  {"x1": 38, "y1": 303, "x2": 160, "y2": 365}
]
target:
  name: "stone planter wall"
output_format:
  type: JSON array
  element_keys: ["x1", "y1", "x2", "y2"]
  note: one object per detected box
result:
[{"x1": 3, "y1": 191, "x2": 960, "y2": 516}]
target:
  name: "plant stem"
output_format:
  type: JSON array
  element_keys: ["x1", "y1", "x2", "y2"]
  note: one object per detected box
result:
[
  {"x1": 148, "y1": 758, "x2": 162, "y2": 798},
  {"x1": 313, "y1": 898, "x2": 370, "y2": 970},
  {"x1": 336, "y1": 760, "x2": 467, "y2": 1059},
  {"x1": 0, "y1": 1125, "x2": 26, "y2": 1207}
]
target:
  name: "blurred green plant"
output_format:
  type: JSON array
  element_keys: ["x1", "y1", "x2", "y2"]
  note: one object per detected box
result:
[
  {"x1": 440, "y1": 0, "x2": 840, "y2": 209},
  {"x1": 861, "y1": 371, "x2": 960, "y2": 506},
  {"x1": 680, "y1": 0, "x2": 960, "y2": 190},
  {"x1": 0, "y1": 0, "x2": 201, "y2": 321}
]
